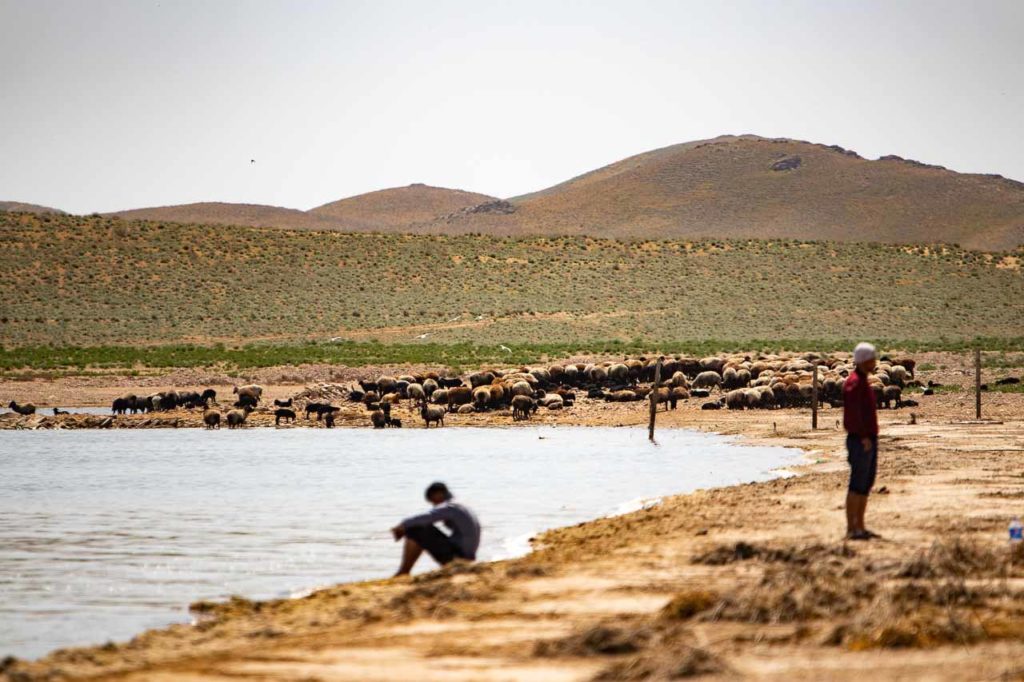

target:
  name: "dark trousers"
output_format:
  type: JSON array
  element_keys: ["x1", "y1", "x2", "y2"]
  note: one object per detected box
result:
[{"x1": 847, "y1": 434, "x2": 878, "y2": 495}]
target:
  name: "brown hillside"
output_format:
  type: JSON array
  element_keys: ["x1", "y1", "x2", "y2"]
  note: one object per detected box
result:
[
  {"x1": 308, "y1": 183, "x2": 497, "y2": 231},
  {"x1": 429, "y1": 135, "x2": 1024, "y2": 250},
  {"x1": 0, "y1": 201, "x2": 64, "y2": 215},
  {"x1": 109, "y1": 202, "x2": 335, "y2": 230}
]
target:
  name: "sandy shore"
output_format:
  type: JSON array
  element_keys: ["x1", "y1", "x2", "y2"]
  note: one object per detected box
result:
[{"x1": 3, "y1": 359, "x2": 1024, "y2": 680}]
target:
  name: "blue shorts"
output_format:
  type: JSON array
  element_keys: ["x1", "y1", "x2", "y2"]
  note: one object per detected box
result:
[{"x1": 847, "y1": 434, "x2": 878, "y2": 495}]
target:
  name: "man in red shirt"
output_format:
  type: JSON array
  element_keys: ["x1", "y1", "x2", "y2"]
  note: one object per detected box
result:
[{"x1": 843, "y1": 342, "x2": 880, "y2": 540}]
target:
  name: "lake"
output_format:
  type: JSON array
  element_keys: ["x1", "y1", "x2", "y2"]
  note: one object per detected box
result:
[{"x1": 0, "y1": 425, "x2": 802, "y2": 659}]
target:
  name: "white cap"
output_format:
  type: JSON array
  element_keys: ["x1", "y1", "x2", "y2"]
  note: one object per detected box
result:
[{"x1": 853, "y1": 342, "x2": 877, "y2": 365}]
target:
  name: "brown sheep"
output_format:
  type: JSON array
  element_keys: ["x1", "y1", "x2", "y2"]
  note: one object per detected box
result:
[
  {"x1": 699, "y1": 356, "x2": 726, "y2": 373},
  {"x1": 446, "y1": 387, "x2": 473, "y2": 412},
  {"x1": 232, "y1": 385, "x2": 263, "y2": 403},
  {"x1": 468, "y1": 371, "x2": 495, "y2": 388},
  {"x1": 226, "y1": 406, "x2": 253, "y2": 429},
  {"x1": 541, "y1": 394, "x2": 564, "y2": 410},
  {"x1": 510, "y1": 380, "x2": 533, "y2": 398},
  {"x1": 472, "y1": 386, "x2": 492, "y2": 411},
  {"x1": 420, "y1": 402, "x2": 446, "y2": 427},
  {"x1": 723, "y1": 389, "x2": 747, "y2": 410},
  {"x1": 608, "y1": 363, "x2": 630, "y2": 385},
  {"x1": 670, "y1": 386, "x2": 690, "y2": 402},
  {"x1": 377, "y1": 375, "x2": 399, "y2": 396},
  {"x1": 203, "y1": 410, "x2": 221, "y2": 429},
  {"x1": 881, "y1": 385, "x2": 902, "y2": 409},
  {"x1": 693, "y1": 371, "x2": 723, "y2": 389},
  {"x1": 511, "y1": 395, "x2": 537, "y2": 421},
  {"x1": 370, "y1": 410, "x2": 387, "y2": 429},
  {"x1": 488, "y1": 383, "x2": 507, "y2": 407}
]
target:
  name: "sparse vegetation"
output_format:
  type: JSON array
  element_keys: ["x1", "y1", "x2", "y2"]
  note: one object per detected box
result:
[{"x1": 1, "y1": 212, "x2": 1023, "y2": 359}]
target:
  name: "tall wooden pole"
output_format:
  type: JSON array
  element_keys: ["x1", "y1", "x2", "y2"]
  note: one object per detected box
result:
[
  {"x1": 975, "y1": 347, "x2": 982, "y2": 420},
  {"x1": 648, "y1": 358, "x2": 663, "y2": 442},
  {"x1": 811, "y1": 362, "x2": 819, "y2": 430}
]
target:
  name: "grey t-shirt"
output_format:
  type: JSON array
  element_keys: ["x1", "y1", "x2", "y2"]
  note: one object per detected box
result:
[{"x1": 400, "y1": 501, "x2": 481, "y2": 560}]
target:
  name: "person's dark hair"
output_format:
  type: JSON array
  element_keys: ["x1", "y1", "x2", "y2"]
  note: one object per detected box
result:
[{"x1": 425, "y1": 481, "x2": 452, "y2": 501}]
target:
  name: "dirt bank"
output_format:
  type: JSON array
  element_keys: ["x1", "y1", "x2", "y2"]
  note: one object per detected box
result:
[{"x1": 3, "y1": 357, "x2": 1024, "y2": 680}]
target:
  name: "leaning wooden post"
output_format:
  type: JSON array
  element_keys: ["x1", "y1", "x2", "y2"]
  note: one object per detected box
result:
[
  {"x1": 648, "y1": 358, "x2": 663, "y2": 442},
  {"x1": 811, "y1": 361, "x2": 819, "y2": 430},
  {"x1": 975, "y1": 347, "x2": 982, "y2": 420}
]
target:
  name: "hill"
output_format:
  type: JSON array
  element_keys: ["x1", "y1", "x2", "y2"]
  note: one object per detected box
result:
[
  {"x1": 109, "y1": 202, "x2": 336, "y2": 230},
  {"x1": 14, "y1": 136, "x2": 1024, "y2": 249},
  {"x1": 0, "y1": 201, "x2": 64, "y2": 215},
  {"x1": 308, "y1": 184, "x2": 498, "y2": 232},
  {"x1": 106, "y1": 185, "x2": 497, "y2": 232},
  {"x1": 429, "y1": 135, "x2": 1024, "y2": 251},
  {"x1": 1, "y1": 212, "x2": 1021, "y2": 348}
]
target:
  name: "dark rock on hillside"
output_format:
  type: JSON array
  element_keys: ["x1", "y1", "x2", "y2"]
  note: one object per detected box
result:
[{"x1": 771, "y1": 156, "x2": 802, "y2": 171}]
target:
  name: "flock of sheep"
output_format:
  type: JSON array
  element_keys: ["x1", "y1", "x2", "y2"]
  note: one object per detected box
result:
[
  {"x1": 301, "y1": 351, "x2": 920, "y2": 428},
  {"x1": 108, "y1": 385, "x2": 268, "y2": 429},
  {"x1": 5, "y1": 352, "x2": 920, "y2": 429}
]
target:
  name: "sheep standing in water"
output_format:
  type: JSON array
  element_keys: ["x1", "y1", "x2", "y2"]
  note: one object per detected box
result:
[
  {"x1": 203, "y1": 410, "x2": 221, "y2": 429},
  {"x1": 371, "y1": 410, "x2": 387, "y2": 429}
]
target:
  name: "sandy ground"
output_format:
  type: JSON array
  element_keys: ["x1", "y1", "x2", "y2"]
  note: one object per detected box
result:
[{"x1": 4, "y1": 356, "x2": 1024, "y2": 680}]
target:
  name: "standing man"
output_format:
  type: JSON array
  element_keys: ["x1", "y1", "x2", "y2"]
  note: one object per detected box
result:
[
  {"x1": 844, "y1": 342, "x2": 880, "y2": 540},
  {"x1": 391, "y1": 482, "x2": 481, "y2": 576}
]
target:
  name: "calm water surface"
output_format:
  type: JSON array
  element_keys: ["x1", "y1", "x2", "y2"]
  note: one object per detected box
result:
[{"x1": 0, "y1": 426, "x2": 801, "y2": 659}]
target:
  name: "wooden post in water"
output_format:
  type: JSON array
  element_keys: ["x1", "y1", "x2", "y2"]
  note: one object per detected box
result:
[
  {"x1": 975, "y1": 347, "x2": 982, "y2": 420},
  {"x1": 811, "y1": 362, "x2": 819, "y2": 430},
  {"x1": 648, "y1": 358, "x2": 663, "y2": 442}
]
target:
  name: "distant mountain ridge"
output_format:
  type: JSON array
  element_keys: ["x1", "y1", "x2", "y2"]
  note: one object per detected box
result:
[
  {"x1": 4, "y1": 135, "x2": 1023, "y2": 249},
  {"x1": 0, "y1": 201, "x2": 64, "y2": 215}
]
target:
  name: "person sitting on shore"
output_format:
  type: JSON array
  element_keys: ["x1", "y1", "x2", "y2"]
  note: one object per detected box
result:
[
  {"x1": 391, "y1": 482, "x2": 480, "y2": 576},
  {"x1": 844, "y1": 342, "x2": 880, "y2": 541}
]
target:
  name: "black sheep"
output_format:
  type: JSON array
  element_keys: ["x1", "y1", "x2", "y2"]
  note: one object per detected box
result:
[
  {"x1": 234, "y1": 395, "x2": 258, "y2": 409},
  {"x1": 7, "y1": 401, "x2": 35, "y2": 415},
  {"x1": 274, "y1": 398, "x2": 293, "y2": 408},
  {"x1": 275, "y1": 408, "x2": 296, "y2": 425}
]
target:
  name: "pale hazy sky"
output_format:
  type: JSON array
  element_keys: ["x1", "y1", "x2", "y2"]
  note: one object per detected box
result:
[{"x1": 1, "y1": 0, "x2": 1021, "y2": 214}]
